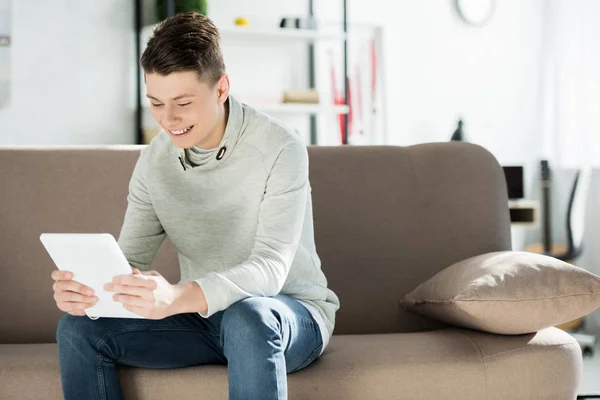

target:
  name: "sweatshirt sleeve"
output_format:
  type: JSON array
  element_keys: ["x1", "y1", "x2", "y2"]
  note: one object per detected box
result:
[
  {"x1": 117, "y1": 148, "x2": 166, "y2": 271},
  {"x1": 194, "y1": 140, "x2": 308, "y2": 317}
]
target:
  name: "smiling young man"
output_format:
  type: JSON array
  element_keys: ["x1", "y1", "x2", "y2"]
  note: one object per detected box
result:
[{"x1": 52, "y1": 12, "x2": 340, "y2": 400}]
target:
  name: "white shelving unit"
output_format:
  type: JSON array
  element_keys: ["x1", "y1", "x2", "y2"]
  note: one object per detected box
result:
[
  {"x1": 135, "y1": 1, "x2": 352, "y2": 145},
  {"x1": 218, "y1": 24, "x2": 349, "y2": 128}
]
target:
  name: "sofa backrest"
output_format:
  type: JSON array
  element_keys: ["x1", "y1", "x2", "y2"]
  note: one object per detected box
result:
[
  {"x1": 0, "y1": 143, "x2": 511, "y2": 343},
  {"x1": 308, "y1": 144, "x2": 511, "y2": 335}
]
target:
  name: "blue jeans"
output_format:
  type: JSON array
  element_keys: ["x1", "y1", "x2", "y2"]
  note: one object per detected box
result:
[{"x1": 56, "y1": 294, "x2": 323, "y2": 400}]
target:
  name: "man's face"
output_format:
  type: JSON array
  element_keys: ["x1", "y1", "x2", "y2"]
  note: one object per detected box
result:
[{"x1": 145, "y1": 70, "x2": 229, "y2": 149}]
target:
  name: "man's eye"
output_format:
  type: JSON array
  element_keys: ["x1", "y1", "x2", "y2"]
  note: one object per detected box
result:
[
  {"x1": 151, "y1": 103, "x2": 163, "y2": 107},
  {"x1": 178, "y1": 102, "x2": 191, "y2": 107}
]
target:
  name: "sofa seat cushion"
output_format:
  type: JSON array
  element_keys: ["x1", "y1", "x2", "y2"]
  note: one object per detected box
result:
[{"x1": 0, "y1": 328, "x2": 580, "y2": 400}]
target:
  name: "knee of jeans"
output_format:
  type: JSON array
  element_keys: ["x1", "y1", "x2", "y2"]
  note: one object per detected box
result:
[
  {"x1": 56, "y1": 313, "x2": 92, "y2": 344},
  {"x1": 221, "y1": 297, "x2": 280, "y2": 341}
]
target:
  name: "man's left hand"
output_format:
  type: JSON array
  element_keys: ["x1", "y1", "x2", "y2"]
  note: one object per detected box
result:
[{"x1": 104, "y1": 268, "x2": 182, "y2": 320}]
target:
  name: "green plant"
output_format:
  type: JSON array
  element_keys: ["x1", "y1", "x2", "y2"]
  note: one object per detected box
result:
[{"x1": 156, "y1": 0, "x2": 207, "y2": 21}]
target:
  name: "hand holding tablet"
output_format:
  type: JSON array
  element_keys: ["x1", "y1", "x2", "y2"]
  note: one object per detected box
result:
[
  {"x1": 41, "y1": 233, "x2": 147, "y2": 320},
  {"x1": 51, "y1": 269, "x2": 98, "y2": 316}
]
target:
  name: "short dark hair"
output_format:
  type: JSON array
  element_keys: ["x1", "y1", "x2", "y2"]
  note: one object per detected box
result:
[{"x1": 140, "y1": 12, "x2": 226, "y2": 85}]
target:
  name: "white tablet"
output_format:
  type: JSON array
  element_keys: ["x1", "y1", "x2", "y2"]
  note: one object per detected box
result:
[{"x1": 40, "y1": 233, "x2": 146, "y2": 320}]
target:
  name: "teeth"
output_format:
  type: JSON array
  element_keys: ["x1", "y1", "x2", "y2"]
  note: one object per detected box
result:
[{"x1": 171, "y1": 126, "x2": 192, "y2": 135}]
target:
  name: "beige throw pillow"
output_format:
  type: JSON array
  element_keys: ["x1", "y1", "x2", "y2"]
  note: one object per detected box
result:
[{"x1": 401, "y1": 251, "x2": 600, "y2": 335}]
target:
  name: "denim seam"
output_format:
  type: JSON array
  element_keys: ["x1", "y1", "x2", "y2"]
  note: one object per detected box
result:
[{"x1": 97, "y1": 352, "x2": 107, "y2": 400}]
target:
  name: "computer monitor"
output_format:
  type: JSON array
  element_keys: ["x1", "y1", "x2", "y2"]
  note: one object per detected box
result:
[{"x1": 503, "y1": 166, "x2": 524, "y2": 199}]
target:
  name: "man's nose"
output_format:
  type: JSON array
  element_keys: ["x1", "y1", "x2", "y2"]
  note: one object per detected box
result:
[{"x1": 164, "y1": 106, "x2": 180, "y2": 124}]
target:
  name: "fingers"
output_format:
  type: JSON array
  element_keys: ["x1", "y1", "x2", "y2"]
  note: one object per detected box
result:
[
  {"x1": 51, "y1": 270, "x2": 102, "y2": 316},
  {"x1": 51, "y1": 270, "x2": 94, "y2": 296},
  {"x1": 104, "y1": 283, "x2": 153, "y2": 301},
  {"x1": 52, "y1": 270, "x2": 97, "y2": 313},
  {"x1": 51, "y1": 270, "x2": 73, "y2": 281},
  {"x1": 55, "y1": 290, "x2": 98, "y2": 304},
  {"x1": 53, "y1": 280, "x2": 94, "y2": 296},
  {"x1": 139, "y1": 270, "x2": 160, "y2": 276},
  {"x1": 59, "y1": 300, "x2": 96, "y2": 314},
  {"x1": 113, "y1": 293, "x2": 152, "y2": 308},
  {"x1": 113, "y1": 274, "x2": 158, "y2": 290}
]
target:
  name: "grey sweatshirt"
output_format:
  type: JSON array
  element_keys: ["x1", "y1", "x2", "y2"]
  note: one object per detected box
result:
[{"x1": 117, "y1": 95, "x2": 340, "y2": 350}]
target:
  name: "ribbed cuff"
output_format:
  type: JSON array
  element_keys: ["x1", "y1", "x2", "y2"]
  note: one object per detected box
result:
[{"x1": 194, "y1": 275, "x2": 227, "y2": 318}]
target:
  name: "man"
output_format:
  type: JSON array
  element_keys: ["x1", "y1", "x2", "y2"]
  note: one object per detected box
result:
[{"x1": 51, "y1": 12, "x2": 339, "y2": 400}]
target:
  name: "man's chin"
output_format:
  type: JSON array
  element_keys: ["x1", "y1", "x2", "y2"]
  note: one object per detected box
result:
[
  {"x1": 167, "y1": 134, "x2": 197, "y2": 149},
  {"x1": 170, "y1": 140, "x2": 194, "y2": 149}
]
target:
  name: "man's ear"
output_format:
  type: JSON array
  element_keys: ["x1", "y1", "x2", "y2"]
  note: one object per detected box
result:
[{"x1": 216, "y1": 74, "x2": 230, "y2": 104}]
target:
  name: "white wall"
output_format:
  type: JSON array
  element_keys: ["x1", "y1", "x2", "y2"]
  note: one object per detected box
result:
[
  {"x1": 0, "y1": 0, "x2": 135, "y2": 145},
  {"x1": 353, "y1": 0, "x2": 545, "y2": 187}
]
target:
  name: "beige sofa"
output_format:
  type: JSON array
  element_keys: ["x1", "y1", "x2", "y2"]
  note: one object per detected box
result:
[{"x1": 0, "y1": 143, "x2": 582, "y2": 399}]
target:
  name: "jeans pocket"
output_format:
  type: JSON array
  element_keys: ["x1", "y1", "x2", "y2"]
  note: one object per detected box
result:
[{"x1": 288, "y1": 344, "x2": 323, "y2": 374}]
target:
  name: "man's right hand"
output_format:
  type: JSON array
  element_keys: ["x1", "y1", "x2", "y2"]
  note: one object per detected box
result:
[{"x1": 51, "y1": 270, "x2": 98, "y2": 316}]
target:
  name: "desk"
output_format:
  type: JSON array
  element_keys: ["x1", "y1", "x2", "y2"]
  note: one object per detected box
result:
[{"x1": 508, "y1": 199, "x2": 539, "y2": 226}]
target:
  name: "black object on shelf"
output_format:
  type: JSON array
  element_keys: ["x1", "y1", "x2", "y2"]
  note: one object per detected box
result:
[{"x1": 450, "y1": 118, "x2": 464, "y2": 141}]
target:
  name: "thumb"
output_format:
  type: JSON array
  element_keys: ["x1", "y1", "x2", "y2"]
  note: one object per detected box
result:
[{"x1": 133, "y1": 268, "x2": 159, "y2": 277}]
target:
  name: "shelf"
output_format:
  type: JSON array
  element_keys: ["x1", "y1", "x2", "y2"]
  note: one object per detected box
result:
[
  {"x1": 250, "y1": 103, "x2": 349, "y2": 115},
  {"x1": 218, "y1": 25, "x2": 346, "y2": 42},
  {"x1": 141, "y1": 24, "x2": 345, "y2": 45},
  {"x1": 508, "y1": 199, "x2": 539, "y2": 208}
]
